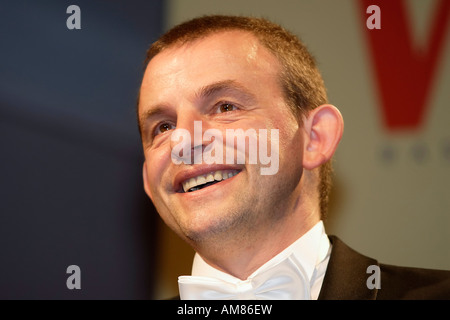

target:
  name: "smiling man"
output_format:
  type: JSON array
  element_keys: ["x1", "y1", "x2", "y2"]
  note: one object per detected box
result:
[{"x1": 137, "y1": 16, "x2": 450, "y2": 300}]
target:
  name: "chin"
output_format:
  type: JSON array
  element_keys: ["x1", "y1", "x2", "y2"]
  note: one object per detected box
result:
[{"x1": 178, "y1": 207, "x2": 246, "y2": 244}]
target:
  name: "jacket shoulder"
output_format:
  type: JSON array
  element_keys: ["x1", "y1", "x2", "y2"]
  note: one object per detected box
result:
[
  {"x1": 320, "y1": 236, "x2": 450, "y2": 300},
  {"x1": 378, "y1": 263, "x2": 450, "y2": 299}
]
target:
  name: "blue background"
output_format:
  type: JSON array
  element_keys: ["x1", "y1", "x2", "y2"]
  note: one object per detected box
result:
[{"x1": 0, "y1": 0, "x2": 164, "y2": 299}]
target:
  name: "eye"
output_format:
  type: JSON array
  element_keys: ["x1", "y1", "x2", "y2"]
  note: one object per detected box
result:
[
  {"x1": 217, "y1": 102, "x2": 237, "y2": 113},
  {"x1": 154, "y1": 122, "x2": 175, "y2": 136}
]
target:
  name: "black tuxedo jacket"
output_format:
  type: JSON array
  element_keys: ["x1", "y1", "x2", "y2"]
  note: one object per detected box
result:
[{"x1": 318, "y1": 236, "x2": 450, "y2": 299}]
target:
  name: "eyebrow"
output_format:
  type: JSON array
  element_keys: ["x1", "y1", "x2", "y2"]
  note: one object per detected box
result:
[{"x1": 195, "y1": 80, "x2": 257, "y2": 104}]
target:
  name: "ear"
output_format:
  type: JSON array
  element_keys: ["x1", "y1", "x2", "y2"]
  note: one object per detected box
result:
[
  {"x1": 302, "y1": 104, "x2": 344, "y2": 170},
  {"x1": 142, "y1": 161, "x2": 154, "y2": 201}
]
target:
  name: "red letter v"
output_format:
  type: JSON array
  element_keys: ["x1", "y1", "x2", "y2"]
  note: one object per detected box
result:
[{"x1": 360, "y1": 0, "x2": 450, "y2": 131}]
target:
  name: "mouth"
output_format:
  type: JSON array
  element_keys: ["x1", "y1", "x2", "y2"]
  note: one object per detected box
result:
[{"x1": 180, "y1": 170, "x2": 240, "y2": 193}]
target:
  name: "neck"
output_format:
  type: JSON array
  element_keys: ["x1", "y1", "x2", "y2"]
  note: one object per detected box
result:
[{"x1": 192, "y1": 199, "x2": 320, "y2": 280}]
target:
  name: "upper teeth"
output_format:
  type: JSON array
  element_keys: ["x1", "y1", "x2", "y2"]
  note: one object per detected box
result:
[{"x1": 182, "y1": 170, "x2": 239, "y2": 192}]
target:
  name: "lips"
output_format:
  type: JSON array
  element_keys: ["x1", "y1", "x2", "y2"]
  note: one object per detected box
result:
[
  {"x1": 174, "y1": 165, "x2": 242, "y2": 194},
  {"x1": 182, "y1": 170, "x2": 239, "y2": 192}
]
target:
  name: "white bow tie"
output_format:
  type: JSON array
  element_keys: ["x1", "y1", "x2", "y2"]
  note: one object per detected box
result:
[{"x1": 178, "y1": 256, "x2": 311, "y2": 300}]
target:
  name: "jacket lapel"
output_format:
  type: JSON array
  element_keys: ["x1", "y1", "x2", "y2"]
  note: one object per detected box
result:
[{"x1": 318, "y1": 236, "x2": 379, "y2": 300}]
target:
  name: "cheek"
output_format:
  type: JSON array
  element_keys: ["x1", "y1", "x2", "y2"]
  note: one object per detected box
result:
[
  {"x1": 269, "y1": 112, "x2": 303, "y2": 166},
  {"x1": 144, "y1": 147, "x2": 172, "y2": 192}
]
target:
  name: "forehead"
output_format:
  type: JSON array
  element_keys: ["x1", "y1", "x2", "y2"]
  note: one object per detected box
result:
[{"x1": 139, "y1": 30, "x2": 282, "y2": 106}]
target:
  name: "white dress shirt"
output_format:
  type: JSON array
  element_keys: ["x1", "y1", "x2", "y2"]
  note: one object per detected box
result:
[{"x1": 184, "y1": 220, "x2": 331, "y2": 299}]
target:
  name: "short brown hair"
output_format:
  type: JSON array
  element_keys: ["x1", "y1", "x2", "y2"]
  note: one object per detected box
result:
[{"x1": 140, "y1": 15, "x2": 333, "y2": 218}]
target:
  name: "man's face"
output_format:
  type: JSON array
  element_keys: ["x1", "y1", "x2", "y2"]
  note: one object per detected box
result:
[{"x1": 139, "y1": 31, "x2": 307, "y2": 246}]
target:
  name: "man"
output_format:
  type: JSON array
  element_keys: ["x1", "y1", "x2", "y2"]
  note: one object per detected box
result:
[{"x1": 137, "y1": 15, "x2": 450, "y2": 299}]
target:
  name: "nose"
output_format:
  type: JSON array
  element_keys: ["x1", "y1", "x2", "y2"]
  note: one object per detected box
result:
[{"x1": 170, "y1": 109, "x2": 214, "y2": 164}]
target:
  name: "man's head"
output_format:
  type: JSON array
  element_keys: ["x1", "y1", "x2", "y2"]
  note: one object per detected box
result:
[{"x1": 137, "y1": 15, "x2": 343, "y2": 276}]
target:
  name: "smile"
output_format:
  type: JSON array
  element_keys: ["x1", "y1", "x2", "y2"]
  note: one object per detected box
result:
[{"x1": 182, "y1": 170, "x2": 239, "y2": 193}]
